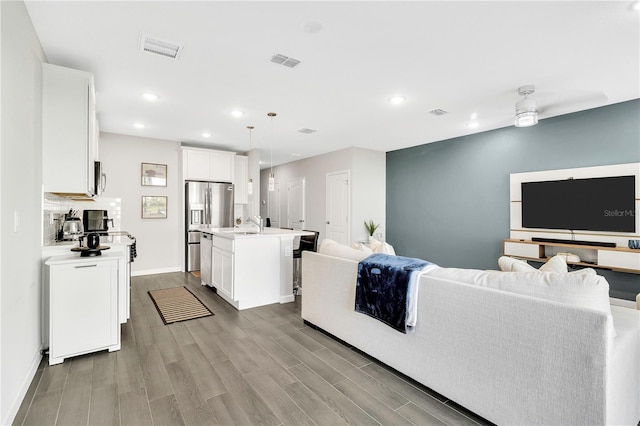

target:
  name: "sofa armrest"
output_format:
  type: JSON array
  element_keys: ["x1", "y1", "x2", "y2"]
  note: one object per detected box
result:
[{"x1": 301, "y1": 251, "x2": 359, "y2": 323}]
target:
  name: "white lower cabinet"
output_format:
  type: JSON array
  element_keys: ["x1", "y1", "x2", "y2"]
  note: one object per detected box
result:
[
  {"x1": 46, "y1": 254, "x2": 121, "y2": 365},
  {"x1": 212, "y1": 246, "x2": 234, "y2": 299},
  {"x1": 205, "y1": 233, "x2": 281, "y2": 310}
]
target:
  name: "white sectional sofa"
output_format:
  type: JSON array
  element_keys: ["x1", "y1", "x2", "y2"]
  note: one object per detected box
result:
[{"x1": 301, "y1": 245, "x2": 640, "y2": 425}]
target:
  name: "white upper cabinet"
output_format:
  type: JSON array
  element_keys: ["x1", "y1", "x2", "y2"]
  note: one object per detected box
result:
[
  {"x1": 42, "y1": 63, "x2": 97, "y2": 196},
  {"x1": 234, "y1": 155, "x2": 248, "y2": 204},
  {"x1": 183, "y1": 148, "x2": 235, "y2": 182}
]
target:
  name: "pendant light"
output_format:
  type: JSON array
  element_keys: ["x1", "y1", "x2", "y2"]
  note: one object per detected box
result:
[
  {"x1": 246, "y1": 126, "x2": 254, "y2": 195},
  {"x1": 267, "y1": 112, "x2": 276, "y2": 192}
]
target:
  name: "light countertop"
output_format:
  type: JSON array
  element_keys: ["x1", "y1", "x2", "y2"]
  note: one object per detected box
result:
[
  {"x1": 45, "y1": 251, "x2": 124, "y2": 265},
  {"x1": 202, "y1": 227, "x2": 314, "y2": 239},
  {"x1": 44, "y1": 232, "x2": 135, "y2": 248}
]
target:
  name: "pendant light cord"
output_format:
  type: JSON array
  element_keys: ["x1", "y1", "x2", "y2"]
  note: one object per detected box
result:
[{"x1": 268, "y1": 112, "x2": 276, "y2": 175}]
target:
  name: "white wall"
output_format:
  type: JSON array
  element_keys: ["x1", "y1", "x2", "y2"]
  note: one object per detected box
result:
[
  {"x1": 98, "y1": 132, "x2": 182, "y2": 275},
  {"x1": 0, "y1": 2, "x2": 47, "y2": 423},
  {"x1": 260, "y1": 147, "x2": 385, "y2": 243},
  {"x1": 351, "y1": 148, "x2": 386, "y2": 242}
]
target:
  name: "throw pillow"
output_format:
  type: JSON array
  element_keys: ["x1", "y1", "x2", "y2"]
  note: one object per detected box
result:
[
  {"x1": 369, "y1": 237, "x2": 396, "y2": 255},
  {"x1": 539, "y1": 255, "x2": 568, "y2": 273},
  {"x1": 498, "y1": 255, "x2": 568, "y2": 273},
  {"x1": 318, "y1": 239, "x2": 372, "y2": 262},
  {"x1": 351, "y1": 242, "x2": 373, "y2": 254},
  {"x1": 498, "y1": 256, "x2": 536, "y2": 272}
]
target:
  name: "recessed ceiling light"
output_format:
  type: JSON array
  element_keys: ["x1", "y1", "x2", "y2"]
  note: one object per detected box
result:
[
  {"x1": 291, "y1": 153, "x2": 301, "y2": 157},
  {"x1": 389, "y1": 96, "x2": 405, "y2": 105},
  {"x1": 466, "y1": 122, "x2": 479, "y2": 129},
  {"x1": 230, "y1": 110, "x2": 244, "y2": 117},
  {"x1": 202, "y1": 132, "x2": 211, "y2": 138},
  {"x1": 633, "y1": 1, "x2": 640, "y2": 11},
  {"x1": 134, "y1": 122, "x2": 145, "y2": 129},
  {"x1": 470, "y1": 112, "x2": 478, "y2": 120},
  {"x1": 142, "y1": 93, "x2": 158, "y2": 101}
]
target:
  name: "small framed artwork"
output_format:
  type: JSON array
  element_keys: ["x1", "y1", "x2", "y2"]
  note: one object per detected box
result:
[
  {"x1": 142, "y1": 196, "x2": 168, "y2": 219},
  {"x1": 141, "y1": 163, "x2": 167, "y2": 186}
]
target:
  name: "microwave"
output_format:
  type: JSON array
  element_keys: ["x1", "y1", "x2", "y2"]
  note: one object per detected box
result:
[{"x1": 94, "y1": 161, "x2": 107, "y2": 196}]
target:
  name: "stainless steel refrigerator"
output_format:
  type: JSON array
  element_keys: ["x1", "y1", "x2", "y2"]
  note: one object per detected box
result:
[{"x1": 185, "y1": 181, "x2": 234, "y2": 271}]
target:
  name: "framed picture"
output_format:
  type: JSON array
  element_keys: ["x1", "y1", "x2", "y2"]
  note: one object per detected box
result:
[
  {"x1": 141, "y1": 163, "x2": 167, "y2": 186},
  {"x1": 142, "y1": 196, "x2": 168, "y2": 219}
]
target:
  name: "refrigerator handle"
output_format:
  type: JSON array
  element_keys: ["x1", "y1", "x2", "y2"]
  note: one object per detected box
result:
[{"x1": 205, "y1": 187, "x2": 211, "y2": 225}]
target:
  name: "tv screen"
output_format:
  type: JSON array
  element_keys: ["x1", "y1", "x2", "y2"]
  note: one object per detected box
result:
[{"x1": 521, "y1": 175, "x2": 636, "y2": 233}]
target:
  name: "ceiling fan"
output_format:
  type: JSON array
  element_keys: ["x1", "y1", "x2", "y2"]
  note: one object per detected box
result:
[
  {"x1": 514, "y1": 85, "x2": 538, "y2": 127},
  {"x1": 513, "y1": 84, "x2": 608, "y2": 128}
]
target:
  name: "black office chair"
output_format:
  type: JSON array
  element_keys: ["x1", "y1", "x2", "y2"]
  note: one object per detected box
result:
[{"x1": 293, "y1": 230, "x2": 319, "y2": 295}]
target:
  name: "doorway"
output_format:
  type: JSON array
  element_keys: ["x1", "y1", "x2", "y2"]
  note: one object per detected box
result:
[
  {"x1": 287, "y1": 177, "x2": 306, "y2": 230},
  {"x1": 267, "y1": 181, "x2": 280, "y2": 228},
  {"x1": 326, "y1": 170, "x2": 350, "y2": 245}
]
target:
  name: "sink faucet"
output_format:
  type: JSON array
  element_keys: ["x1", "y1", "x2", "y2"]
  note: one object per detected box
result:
[{"x1": 247, "y1": 215, "x2": 264, "y2": 232}]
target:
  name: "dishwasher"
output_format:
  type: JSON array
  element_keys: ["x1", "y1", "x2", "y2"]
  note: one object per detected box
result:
[{"x1": 200, "y1": 232, "x2": 212, "y2": 286}]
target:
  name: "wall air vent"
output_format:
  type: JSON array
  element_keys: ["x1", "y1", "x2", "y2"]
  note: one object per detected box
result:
[
  {"x1": 139, "y1": 33, "x2": 184, "y2": 60},
  {"x1": 297, "y1": 128, "x2": 317, "y2": 134},
  {"x1": 429, "y1": 109, "x2": 448, "y2": 116},
  {"x1": 270, "y1": 53, "x2": 301, "y2": 68}
]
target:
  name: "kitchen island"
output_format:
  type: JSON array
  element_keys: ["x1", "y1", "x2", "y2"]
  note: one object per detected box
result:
[{"x1": 201, "y1": 227, "x2": 313, "y2": 310}]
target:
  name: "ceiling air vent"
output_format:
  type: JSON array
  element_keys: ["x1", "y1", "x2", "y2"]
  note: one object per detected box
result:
[
  {"x1": 270, "y1": 53, "x2": 301, "y2": 68},
  {"x1": 139, "y1": 33, "x2": 184, "y2": 60},
  {"x1": 297, "y1": 128, "x2": 317, "y2": 134},
  {"x1": 429, "y1": 108, "x2": 448, "y2": 116}
]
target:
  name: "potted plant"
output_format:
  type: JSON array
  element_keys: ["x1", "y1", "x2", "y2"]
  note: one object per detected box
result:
[{"x1": 364, "y1": 219, "x2": 380, "y2": 241}]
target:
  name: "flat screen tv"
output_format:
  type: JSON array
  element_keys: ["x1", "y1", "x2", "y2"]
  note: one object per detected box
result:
[{"x1": 521, "y1": 175, "x2": 636, "y2": 233}]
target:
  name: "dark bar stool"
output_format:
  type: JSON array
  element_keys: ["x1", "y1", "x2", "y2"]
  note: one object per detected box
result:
[{"x1": 293, "y1": 230, "x2": 319, "y2": 295}]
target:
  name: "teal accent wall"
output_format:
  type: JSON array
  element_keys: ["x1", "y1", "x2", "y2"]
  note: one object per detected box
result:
[{"x1": 386, "y1": 99, "x2": 640, "y2": 299}]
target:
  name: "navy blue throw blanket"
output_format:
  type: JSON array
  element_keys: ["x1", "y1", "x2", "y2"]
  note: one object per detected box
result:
[{"x1": 355, "y1": 253, "x2": 430, "y2": 333}]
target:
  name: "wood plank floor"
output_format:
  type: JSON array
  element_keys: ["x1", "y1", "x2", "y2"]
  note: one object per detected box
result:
[{"x1": 13, "y1": 272, "x2": 492, "y2": 426}]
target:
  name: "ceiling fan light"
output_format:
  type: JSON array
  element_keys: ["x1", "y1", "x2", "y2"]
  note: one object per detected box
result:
[{"x1": 515, "y1": 111, "x2": 538, "y2": 127}]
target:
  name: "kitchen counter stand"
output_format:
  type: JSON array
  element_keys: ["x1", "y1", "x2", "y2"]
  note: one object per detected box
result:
[
  {"x1": 202, "y1": 228, "x2": 313, "y2": 310},
  {"x1": 45, "y1": 253, "x2": 122, "y2": 365}
]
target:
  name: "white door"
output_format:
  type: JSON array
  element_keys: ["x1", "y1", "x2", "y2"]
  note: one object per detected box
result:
[
  {"x1": 326, "y1": 171, "x2": 350, "y2": 245},
  {"x1": 267, "y1": 181, "x2": 280, "y2": 228},
  {"x1": 287, "y1": 177, "x2": 306, "y2": 230}
]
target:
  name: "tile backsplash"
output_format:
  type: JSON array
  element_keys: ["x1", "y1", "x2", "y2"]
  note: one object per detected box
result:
[{"x1": 43, "y1": 194, "x2": 122, "y2": 245}]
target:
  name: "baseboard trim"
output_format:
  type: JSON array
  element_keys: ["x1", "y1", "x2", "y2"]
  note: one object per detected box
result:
[
  {"x1": 131, "y1": 266, "x2": 182, "y2": 277},
  {"x1": 280, "y1": 295, "x2": 295, "y2": 304},
  {"x1": 3, "y1": 349, "x2": 42, "y2": 425}
]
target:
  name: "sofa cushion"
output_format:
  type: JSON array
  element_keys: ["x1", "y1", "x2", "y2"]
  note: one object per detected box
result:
[
  {"x1": 319, "y1": 239, "x2": 371, "y2": 262},
  {"x1": 428, "y1": 267, "x2": 612, "y2": 320}
]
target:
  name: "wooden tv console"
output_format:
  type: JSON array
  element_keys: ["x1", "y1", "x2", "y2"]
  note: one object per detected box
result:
[{"x1": 503, "y1": 239, "x2": 640, "y2": 274}]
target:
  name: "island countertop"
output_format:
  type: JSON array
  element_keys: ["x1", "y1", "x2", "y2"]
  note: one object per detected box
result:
[{"x1": 201, "y1": 227, "x2": 314, "y2": 240}]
